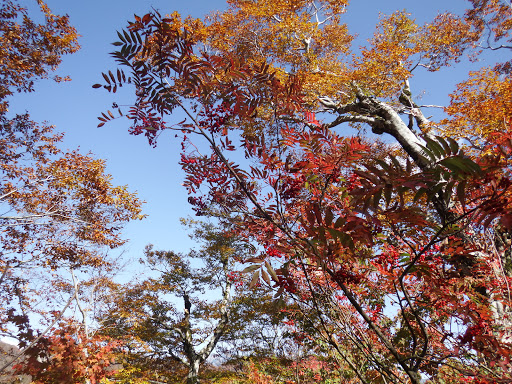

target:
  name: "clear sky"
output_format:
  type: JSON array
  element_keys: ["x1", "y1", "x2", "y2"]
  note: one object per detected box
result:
[{"x1": 9, "y1": 0, "x2": 494, "y2": 279}]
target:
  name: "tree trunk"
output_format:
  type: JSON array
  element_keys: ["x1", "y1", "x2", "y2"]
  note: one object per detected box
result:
[{"x1": 186, "y1": 359, "x2": 201, "y2": 384}]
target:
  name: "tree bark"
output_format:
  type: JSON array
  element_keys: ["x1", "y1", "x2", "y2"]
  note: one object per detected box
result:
[
  {"x1": 177, "y1": 254, "x2": 233, "y2": 384},
  {"x1": 186, "y1": 359, "x2": 201, "y2": 384}
]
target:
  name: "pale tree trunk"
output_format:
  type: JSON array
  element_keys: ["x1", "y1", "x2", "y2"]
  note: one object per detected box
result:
[
  {"x1": 171, "y1": 255, "x2": 233, "y2": 383},
  {"x1": 319, "y1": 80, "x2": 512, "y2": 380},
  {"x1": 71, "y1": 270, "x2": 92, "y2": 384},
  {"x1": 186, "y1": 359, "x2": 201, "y2": 384},
  {"x1": 491, "y1": 228, "x2": 512, "y2": 344}
]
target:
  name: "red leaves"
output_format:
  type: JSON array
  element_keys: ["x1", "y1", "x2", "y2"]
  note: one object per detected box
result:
[
  {"x1": 17, "y1": 322, "x2": 120, "y2": 384},
  {"x1": 94, "y1": 3, "x2": 512, "y2": 382},
  {"x1": 197, "y1": 102, "x2": 234, "y2": 135},
  {"x1": 304, "y1": 111, "x2": 321, "y2": 127}
]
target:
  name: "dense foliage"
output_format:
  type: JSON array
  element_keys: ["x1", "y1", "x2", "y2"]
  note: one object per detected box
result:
[
  {"x1": 95, "y1": 0, "x2": 512, "y2": 383},
  {"x1": 3, "y1": 0, "x2": 512, "y2": 383}
]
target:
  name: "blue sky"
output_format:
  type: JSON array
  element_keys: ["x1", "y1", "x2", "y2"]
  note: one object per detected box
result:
[{"x1": 9, "y1": 0, "x2": 491, "y2": 277}]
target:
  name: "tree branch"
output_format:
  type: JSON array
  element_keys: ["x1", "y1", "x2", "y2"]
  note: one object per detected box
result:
[{"x1": 0, "y1": 293, "x2": 75, "y2": 375}]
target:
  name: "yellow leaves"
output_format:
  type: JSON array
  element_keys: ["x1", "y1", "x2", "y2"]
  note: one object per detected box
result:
[
  {"x1": 208, "y1": 0, "x2": 352, "y2": 74},
  {"x1": 232, "y1": 0, "x2": 308, "y2": 18},
  {"x1": 377, "y1": 10, "x2": 419, "y2": 44},
  {"x1": 105, "y1": 366, "x2": 152, "y2": 384},
  {"x1": 161, "y1": 11, "x2": 207, "y2": 44},
  {"x1": 44, "y1": 151, "x2": 144, "y2": 223},
  {"x1": 200, "y1": 0, "x2": 357, "y2": 112},
  {"x1": 314, "y1": 22, "x2": 352, "y2": 56},
  {"x1": 419, "y1": 13, "x2": 476, "y2": 70},
  {"x1": 441, "y1": 67, "x2": 512, "y2": 145},
  {"x1": 348, "y1": 9, "x2": 483, "y2": 98},
  {"x1": 352, "y1": 11, "x2": 418, "y2": 97}
]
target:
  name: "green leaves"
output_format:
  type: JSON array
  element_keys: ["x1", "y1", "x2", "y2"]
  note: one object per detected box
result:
[
  {"x1": 326, "y1": 228, "x2": 355, "y2": 251},
  {"x1": 352, "y1": 135, "x2": 483, "y2": 214},
  {"x1": 419, "y1": 136, "x2": 481, "y2": 179}
]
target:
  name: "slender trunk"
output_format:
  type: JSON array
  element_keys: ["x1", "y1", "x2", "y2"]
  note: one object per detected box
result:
[
  {"x1": 186, "y1": 359, "x2": 201, "y2": 384},
  {"x1": 179, "y1": 256, "x2": 232, "y2": 384},
  {"x1": 490, "y1": 227, "x2": 512, "y2": 344}
]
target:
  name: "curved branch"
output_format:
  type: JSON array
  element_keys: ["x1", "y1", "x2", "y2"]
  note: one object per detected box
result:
[{"x1": 198, "y1": 257, "x2": 232, "y2": 362}]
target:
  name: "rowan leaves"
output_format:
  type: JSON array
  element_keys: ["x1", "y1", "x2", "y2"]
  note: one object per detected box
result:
[{"x1": 96, "y1": 1, "x2": 512, "y2": 382}]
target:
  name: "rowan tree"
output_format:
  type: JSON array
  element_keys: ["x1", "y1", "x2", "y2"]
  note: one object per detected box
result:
[{"x1": 97, "y1": 1, "x2": 512, "y2": 382}]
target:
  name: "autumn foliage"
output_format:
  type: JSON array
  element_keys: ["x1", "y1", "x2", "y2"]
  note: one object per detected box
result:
[
  {"x1": 0, "y1": 0, "x2": 79, "y2": 113},
  {"x1": 0, "y1": 1, "x2": 143, "y2": 382},
  {"x1": 15, "y1": 320, "x2": 120, "y2": 384},
  {"x1": 94, "y1": 0, "x2": 512, "y2": 382}
]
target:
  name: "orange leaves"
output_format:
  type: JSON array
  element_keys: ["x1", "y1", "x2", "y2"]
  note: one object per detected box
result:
[
  {"x1": 352, "y1": 10, "x2": 477, "y2": 97},
  {"x1": 97, "y1": 11, "x2": 299, "y2": 144},
  {"x1": 97, "y1": 1, "x2": 512, "y2": 382},
  {"x1": 419, "y1": 13, "x2": 475, "y2": 69},
  {"x1": 210, "y1": 0, "x2": 353, "y2": 77},
  {"x1": 244, "y1": 360, "x2": 274, "y2": 384},
  {"x1": 352, "y1": 11, "x2": 418, "y2": 96},
  {"x1": 0, "y1": 118, "x2": 143, "y2": 366},
  {"x1": 0, "y1": 0, "x2": 79, "y2": 113},
  {"x1": 0, "y1": 3, "x2": 146, "y2": 382},
  {"x1": 1, "y1": 123, "x2": 144, "y2": 265},
  {"x1": 466, "y1": 0, "x2": 512, "y2": 44},
  {"x1": 17, "y1": 321, "x2": 120, "y2": 384},
  {"x1": 304, "y1": 111, "x2": 320, "y2": 126},
  {"x1": 442, "y1": 67, "x2": 512, "y2": 145},
  {"x1": 238, "y1": 355, "x2": 345, "y2": 384}
]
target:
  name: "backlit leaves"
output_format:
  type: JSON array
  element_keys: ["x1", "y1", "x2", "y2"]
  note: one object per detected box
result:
[
  {"x1": 443, "y1": 67, "x2": 512, "y2": 145},
  {"x1": 0, "y1": 0, "x2": 79, "y2": 113},
  {"x1": 97, "y1": 1, "x2": 512, "y2": 383}
]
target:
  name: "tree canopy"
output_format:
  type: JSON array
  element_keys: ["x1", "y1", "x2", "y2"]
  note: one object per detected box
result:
[
  {"x1": 0, "y1": 1, "x2": 144, "y2": 382},
  {"x1": 95, "y1": 0, "x2": 512, "y2": 382},
  {"x1": 2, "y1": 0, "x2": 510, "y2": 382}
]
